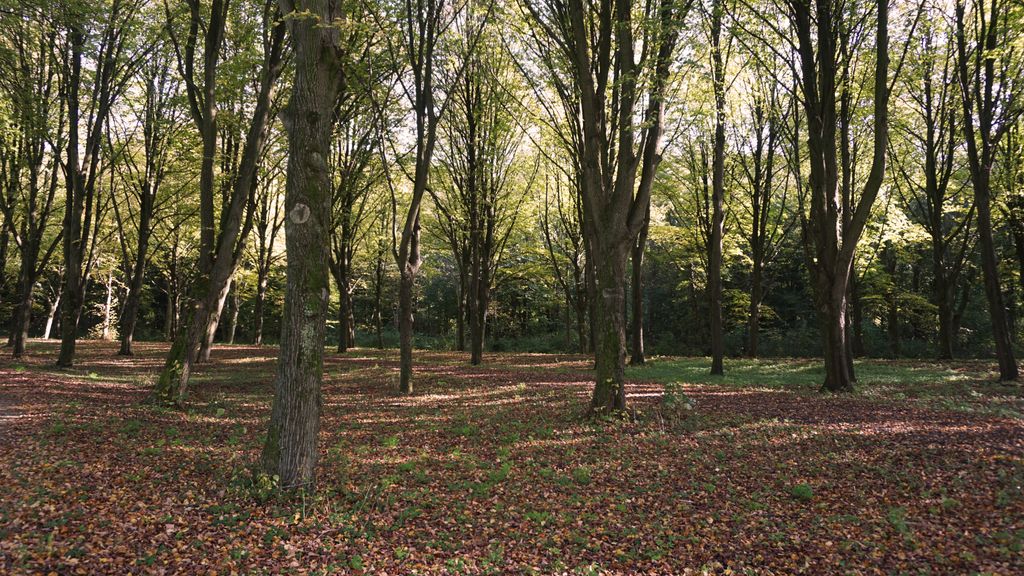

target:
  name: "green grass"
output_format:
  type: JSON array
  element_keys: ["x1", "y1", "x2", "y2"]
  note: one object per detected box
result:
[
  {"x1": 627, "y1": 356, "x2": 1022, "y2": 418},
  {"x1": 628, "y1": 357, "x2": 974, "y2": 391}
]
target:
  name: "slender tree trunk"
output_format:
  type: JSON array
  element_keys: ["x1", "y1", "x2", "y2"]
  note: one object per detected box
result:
[
  {"x1": 885, "y1": 245, "x2": 900, "y2": 358},
  {"x1": 748, "y1": 259, "x2": 762, "y2": 357},
  {"x1": 707, "y1": 0, "x2": 726, "y2": 376},
  {"x1": 374, "y1": 252, "x2": 384, "y2": 349},
  {"x1": 456, "y1": 268, "x2": 467, "y2": 352},
  {"x1": 977, "y1": 178, "x2": 1017, "y2": 379},
  {"x1": 629, "y1": 212, "x2": 649, "y2": 365},
  {"x1": 849, "y1": 273, "x2": 865, "y2": 356},
  {"x1": 10, "y1": 259, "x2": 36, "y2": 357},
  {"x1": 936, "y1": 278, "x2": 955, "y2": 359},
  {"x1": 335, "y1": 264, "x2": 351, "y2": 352},
  {"x1": 254, "y1": 275, "x2": 268, "y2": 345},
  {"x1": 43, "y1": 292, "x2": 60, "y2": 340},
  {"x1": 398, "y1": 268, "x2": 415, "y2": 393},
  {"x1": 119, "y1": 221, "x2": 150, "y2": 355},
  {"x1": 227, "y1": 286, "x2": 239, "y2": 344},
  {"x1": 101, "y1": 270, "x2": 114, "y2": 340}
]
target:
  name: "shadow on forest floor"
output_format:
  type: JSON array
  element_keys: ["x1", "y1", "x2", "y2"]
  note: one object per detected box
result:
[{"x1": 0, "y1": 339, "x2": 1022, "y2": 574}]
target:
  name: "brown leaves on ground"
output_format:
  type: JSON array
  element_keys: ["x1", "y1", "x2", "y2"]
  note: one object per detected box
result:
[{"x1": 0, "y1": 341, "x2": 1022, "y2": 574}]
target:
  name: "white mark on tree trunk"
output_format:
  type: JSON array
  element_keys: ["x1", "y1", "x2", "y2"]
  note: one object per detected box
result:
[{"x1": 290, "y1": 203, "x2": 310, "y2": 224}]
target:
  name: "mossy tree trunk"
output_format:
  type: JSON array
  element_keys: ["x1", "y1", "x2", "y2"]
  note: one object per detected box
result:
[{"x1": 260, "y1": 0, "x2": 342, "y2": 492}]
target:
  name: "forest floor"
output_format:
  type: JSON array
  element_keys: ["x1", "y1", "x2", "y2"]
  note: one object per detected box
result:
[{"x1": 1, "y1": 340, "x2": 1022, "y2": 575}]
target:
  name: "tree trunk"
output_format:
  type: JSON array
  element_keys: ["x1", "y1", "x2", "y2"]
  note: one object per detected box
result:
[
  {"x1": 708, "y1": 0, "x2": 726, "y2": 376},
  {"x1": 43, "y1": 291, "x2": 61, "y2": 340},
  {"x1": 977, "y1": 180, "x2": 1017, "y2": 379},
  {"x1": 334, "y1": 263, "x2": 352, "y2": 353},
  {"x1": 820, "y1": 288, "x2": 855, "y2": 392},
  {"x1": 398, "y1": 268, "x2": 415, "y2": 393},
  {"x1": 254, "y1": 276, "x2": 268, "y2": 345},
  {"x1": 589, "y1": 246, "x2": 628, "y2": 415},
  {"x1": 629, "y1": 212, "x2": 648, "y2": 365},
  {"x1": 936, "y1": 277, "x2": 955, "y2": 359},
  {"x1": 198, "y1": 275, "x2": 234, "y2": 361},
  {"x1": 10, "y1": 258, "x2": 36, "y2": 357},
  {"x1": 101, "y1": 270, "x2": 114, "y2": 340},
  {"x1": 456, "y1": 268, "x2": 467, "y2": 352},
  {"x1": 374, "y1": 252, "x2": 385, "y2": 349},
  {"x1": 954, "y1": 0, "x2": 1017, "y2": 381},
  {"x1": 260, "y1": 0, "x2": 337, "y2": 491},
  {"x1": 748, "y1": 260, "x2": 762, "y2": 358},
  {"x1": 119, "y1": 218, "x2": 150, "y2": 355},
  {"x1": 227, "y1": 286, "x2": 239, "y2": 345}
]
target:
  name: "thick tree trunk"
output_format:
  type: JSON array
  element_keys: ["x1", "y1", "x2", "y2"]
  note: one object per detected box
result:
[
  {"x1": 260, "y1": 0, "x2": 336, "y2": 491},
  {"x1": 589, "y1": 247, "x2": 629, "y2": 415},
  {"x1": 954, "y1": 0, "x2": 1017, "y2": 381},
  {"x1": 198, "y1": 276, "x2": 233, "y2": 362},
  {"x1": 820, "y1": 291, "x2": 855, "y2": 392}
]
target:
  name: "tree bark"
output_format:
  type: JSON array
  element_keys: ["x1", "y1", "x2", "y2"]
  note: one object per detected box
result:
[
  {"x1": 629, "y1": 209, "x2": 649, "y2": 365},
  {"x1": 155, "y1": 11, "x2": 284, "y2": 400},
  {"x1": 708, "y1": 0, "x2": 726, "y2": 376},
  {"x1": 43, "y1": 291, "x2": 60, "y2": 340},
  {"x1": 119, "y1": 204, "x2": 151, "y2": 355},
  {"x1": 955, "y1": 0, "x2": 1018, "y2": 380},
  {"x1": 398, "y1": 264, "x2": 416, "y2": 393},
  {"x1": 260, "y1": 0, "x2": 339, "y2": 492},
  {"x1": 748, "y1": 259, "x2": 762, "y2": 357},
  {"x1": 590, "y1": 247, "x2": 628, "y2": 412}
]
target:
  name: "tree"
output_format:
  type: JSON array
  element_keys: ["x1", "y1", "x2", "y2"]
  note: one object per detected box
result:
[
  {"x1": 372, "y1": 0, "x2": 472, "y2": 393},
  {"x1": 58, "y1": 0, "x2": 147, "y2": 367},
  {"x1": 110, "y1": 35, "x2": 185, "y2": 355},
  {"x1": 0, "y1": 5, "x2": 65, "y2": 358},
  {"x1": 524, "y1": 0, "x2": 685, "y2": 413},
  {"x1": 733, "y1": 76, "x2": 794, "y2": 358},
  {"x1": 260, "y1": 0, "x2": 346, "y2": 492},
  {"x1": 954, "y1": 0, "x2": 1022, "y2": 381},
  {"x1": 434, "y1": 21, "x2": 528, "y2": 365},
  {"x1": 250, "y1": 145, "x2": 285, "y2": 346},
  {"x1": 540, "y1": 168, "x2": 589, "y2": 354},
  {"x1": 705, "y1": 0, "x2": 729, "y2": 374},
  {"x1": 328, "y1": 45, "x2": 387, "y2": 353},
  {"x1": 891, "y1": 5, "x2": 973, "y2": 360},
  {"x1": 787, "y1": 0, "x2": 890, "y2": 391},
  {"x1": 155, "y1": 0, "x2": 285, "y2": 402}
]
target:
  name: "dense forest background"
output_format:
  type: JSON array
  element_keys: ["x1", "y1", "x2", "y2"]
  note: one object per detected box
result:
[{"x1": 1, "y1": 0, "x2": 1021, "y2": 366}]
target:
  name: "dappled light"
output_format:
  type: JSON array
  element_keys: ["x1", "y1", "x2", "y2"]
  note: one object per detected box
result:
[{"x1": 1, "y1": 341, "x2": 1022, "y2": 573}]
